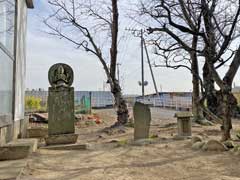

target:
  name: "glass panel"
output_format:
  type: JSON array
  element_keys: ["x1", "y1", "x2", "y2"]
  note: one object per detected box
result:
[
  {"x1": 0, "y1": 0, "x2": 15, "y2": 54},
  {"x1": 0, "y1": 48, "x2": 13, "y2": 116}
]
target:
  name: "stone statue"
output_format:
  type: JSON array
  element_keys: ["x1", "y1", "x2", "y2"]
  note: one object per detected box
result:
[
  {"x1": 48, "y1": 63, "x2": 73, "y2": 88},
  {"x1": 53, "y1": 65, "x2": 69, "y2": 87},
  {"x1": 46, "y1": 63, "x2": 77, "y2": 145}
]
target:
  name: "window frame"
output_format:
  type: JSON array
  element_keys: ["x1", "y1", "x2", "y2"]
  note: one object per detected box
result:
[
  {"x1": 0, "y1": 0, "x2": 17, "y2": 128},
  {"x1": 0, "y1": 0, "x2": 16, "y2": 59}
]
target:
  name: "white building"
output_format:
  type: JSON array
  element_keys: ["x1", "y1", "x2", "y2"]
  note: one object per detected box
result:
[{"x1": 0, "y1": 0, "x2": 33, "y2": 144}]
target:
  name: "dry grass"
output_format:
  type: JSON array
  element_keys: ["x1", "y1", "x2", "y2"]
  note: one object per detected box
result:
[{"x1": 20, "y1": 108, "x2": 240, "y2": 180}]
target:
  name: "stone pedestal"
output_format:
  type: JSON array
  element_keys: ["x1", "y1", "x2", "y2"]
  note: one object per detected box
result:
[
  {"x1": 175, "y1": 112, "x2": 193, "y2": 137},
  {"x1": 133, "y1": 102, "x2": 151, "y2": 140},
  {"x1": 48, "y1": 87, "x2": 75, "y2": 135},
  {"x1": 45, "y1": 63, "x2": 77, "y2": 146},
  {"x1": 45, "y1": 134, "x2": 78, "y2": 145}
]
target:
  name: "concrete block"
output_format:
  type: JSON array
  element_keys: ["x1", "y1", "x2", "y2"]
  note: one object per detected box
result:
[
  {"x1": 13, "y1": 120, "x2": 21, "y2": 140},
  {"x1": 8, "y1": 138, "x2": 38, "y2": 153},
  {"x1": 0, "y1": 145, "x2": 30, "y2": 161},
  {"x1": 19, "y1": 116, "x2": 29, "y2": 138},
  {"x1": 0, "y1": 125, "x2": 13, "y2": 146}
]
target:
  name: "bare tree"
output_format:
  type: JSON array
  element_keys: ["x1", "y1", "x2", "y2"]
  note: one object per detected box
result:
[
  {"x1": 44, "y1": 0, "x2": 128, "y2": 126},
  {"x1": 139, "y1": 0, "x2": 205, "y2": 121},
  {"x1": 139, "y1": 0, "x2": 240, "y2": 140},
  {"x1": 200, "y1": 0, "x2": 240, "y2": 140}
]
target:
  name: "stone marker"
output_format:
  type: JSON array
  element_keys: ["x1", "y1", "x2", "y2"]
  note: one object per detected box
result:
[
  {"x1": 174, "y1": 112, "x2": 193, "y2": 137},
  {"x1": 133, "y1": 102, "x2": 151, "y2": 140},
  {"x1": 45, "y1": 63, "x2": 78, "y2": 145}
]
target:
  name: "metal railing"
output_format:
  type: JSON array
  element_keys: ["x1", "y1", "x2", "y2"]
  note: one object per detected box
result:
[{"x1": 137, "y1": 97, "x2": 192, "y2": 110}]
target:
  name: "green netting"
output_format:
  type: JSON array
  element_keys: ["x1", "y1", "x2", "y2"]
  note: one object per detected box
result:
[
  {"x1": 84, "y1": 98, "x2": 91, "y2": 109},
  {"x1": 75, "y1": 95, "x2": 91, "y2": 114}
]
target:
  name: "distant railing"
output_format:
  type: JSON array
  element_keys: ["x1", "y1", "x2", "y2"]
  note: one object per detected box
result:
[{"x1": 137, "y1": 97, "x2": 192, "y2": 110}]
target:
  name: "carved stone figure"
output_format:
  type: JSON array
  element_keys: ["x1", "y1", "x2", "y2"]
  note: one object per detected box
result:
[
  {"x1": 48, "y1": 63, "x2": 73, "y2": 88},
  {"x1": 45, "y1": 63, "x2": 77, "y2": 145}
]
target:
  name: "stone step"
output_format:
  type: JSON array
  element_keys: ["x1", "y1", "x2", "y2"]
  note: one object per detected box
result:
[
  {"x1": 0, "y1": 145, "x2": 30, "y2": 161},
  {"x1": 40, "y1": 143, "x2": 87, "y2": 150},
  {"x1": 0, "y1": 138, "x2": 38, "y2": 161},
  {"x1": 8, "y1": 138, "x2": 38, "y2": 153}
]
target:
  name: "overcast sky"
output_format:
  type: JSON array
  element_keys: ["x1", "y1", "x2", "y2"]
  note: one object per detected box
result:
[{"x1": 26, "y1": 1, "x2": 240, "y2": 95}]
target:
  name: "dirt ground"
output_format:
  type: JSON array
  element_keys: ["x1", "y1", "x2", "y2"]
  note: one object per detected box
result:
[{"x1": 20, "y1": 108, "x2": 240, "y2": 180}]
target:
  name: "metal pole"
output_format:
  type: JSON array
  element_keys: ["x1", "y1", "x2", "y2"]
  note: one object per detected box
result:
[
  {"x1": 141, "y1": 29, "x2": 145, "y2": 99},
  {"x1": 143, "y1": 39, "x2": 159, "y2": 95}
]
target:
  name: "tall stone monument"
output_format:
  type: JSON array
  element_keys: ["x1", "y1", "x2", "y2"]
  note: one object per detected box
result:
[
  {"x1": 45, "y1": 63, "x2": 78, "y2": 145},
  {"x1": 133, "y1": 102, "x2": 151, "y2": 140}
]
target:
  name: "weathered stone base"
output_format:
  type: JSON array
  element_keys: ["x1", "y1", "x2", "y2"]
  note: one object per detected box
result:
[
  {"x1": 8, "y1": 138, "x2": 38, "y2": 153},
  {"x1": 27, "y1": 127, "x2": 48, "y2": 138},
  {"x1": 0, "y1": 138, "x2": 38, "y2": 161},
  {"x1": 45, "y1": 134, "x2": 78, "y2": 146},
  {"x1": 0, "y1": 145, "x2": 30, "y2": 161}
]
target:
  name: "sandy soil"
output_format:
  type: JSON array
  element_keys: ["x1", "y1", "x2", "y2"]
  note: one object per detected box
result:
[{"x1": 20, "y1": 108, "x2": 240, "y2": 180}]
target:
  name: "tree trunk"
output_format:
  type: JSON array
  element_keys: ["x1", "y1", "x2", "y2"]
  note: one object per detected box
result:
[
  {"x1": 203, "y1": 62, "x2": 218, "y2": 116},
  {"x1": 221, "y1": 92, "x2": 233, "y2": 141},
  {"x1": 192, "y1": 64, "x2": 203, "y2": 120},
  {"x1": 111, "y1": 80, "x2": 128, "y2": 125},
  {"x1": 190, "y1": 36, "x2": 203, "y2": 121}
]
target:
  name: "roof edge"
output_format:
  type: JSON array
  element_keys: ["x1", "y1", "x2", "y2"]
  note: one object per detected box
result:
[{"x1": 26, "y1": 0, "x2": 34, "y2": 9}]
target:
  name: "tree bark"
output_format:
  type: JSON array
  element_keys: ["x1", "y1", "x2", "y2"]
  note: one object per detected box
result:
[
  {"x1": 190, "y1": 36, "x2": 203, "y2": 121},
  {"x1": 111, "y1": 80, "x2": 128, "y2": 125},
  {"x1": 220, "y1": 48, "x2": 240, "y2": 140},
  {"x1": 108, "y1": 0, "x2": 128, "y2": 126},
  {"x1": 203, "y1": 62, "x2": 218, "y2": 116},
  {"x1": 191, "y1": 58, "x2": 203, "y2": 120},
  {"x1": 221, "y1": 92, "x2": 232, "y2": 140}
]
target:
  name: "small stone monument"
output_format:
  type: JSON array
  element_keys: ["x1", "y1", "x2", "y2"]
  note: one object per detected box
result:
[
  {"x1": 133, "y1": 102, "x2": 151, "y2": 140},
  {"x1": 174, "y1": 112, "x2": 193, "y2": 137},
  {"x1": 45, "y1": 63, "x2": 78, "y2": 145}
]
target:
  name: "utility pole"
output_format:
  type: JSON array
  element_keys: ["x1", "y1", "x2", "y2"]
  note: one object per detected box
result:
[
  {"x1": 140, "y1": 29, "x2": 145, "y2": 98},
  {"x1": 125, "y1": 28, "x2": 146, "y2": 98},
  {"x1": 143, "y1": 39, "x2": 159, "y2": 96}
]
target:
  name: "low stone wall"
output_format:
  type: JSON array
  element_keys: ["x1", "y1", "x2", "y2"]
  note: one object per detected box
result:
[
  {"x1": 0, "y1": 125, "x2": 12, "y2": 145},
  {"x1": 0, "y1": 116, "x2": 29, "y2": 145}
]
